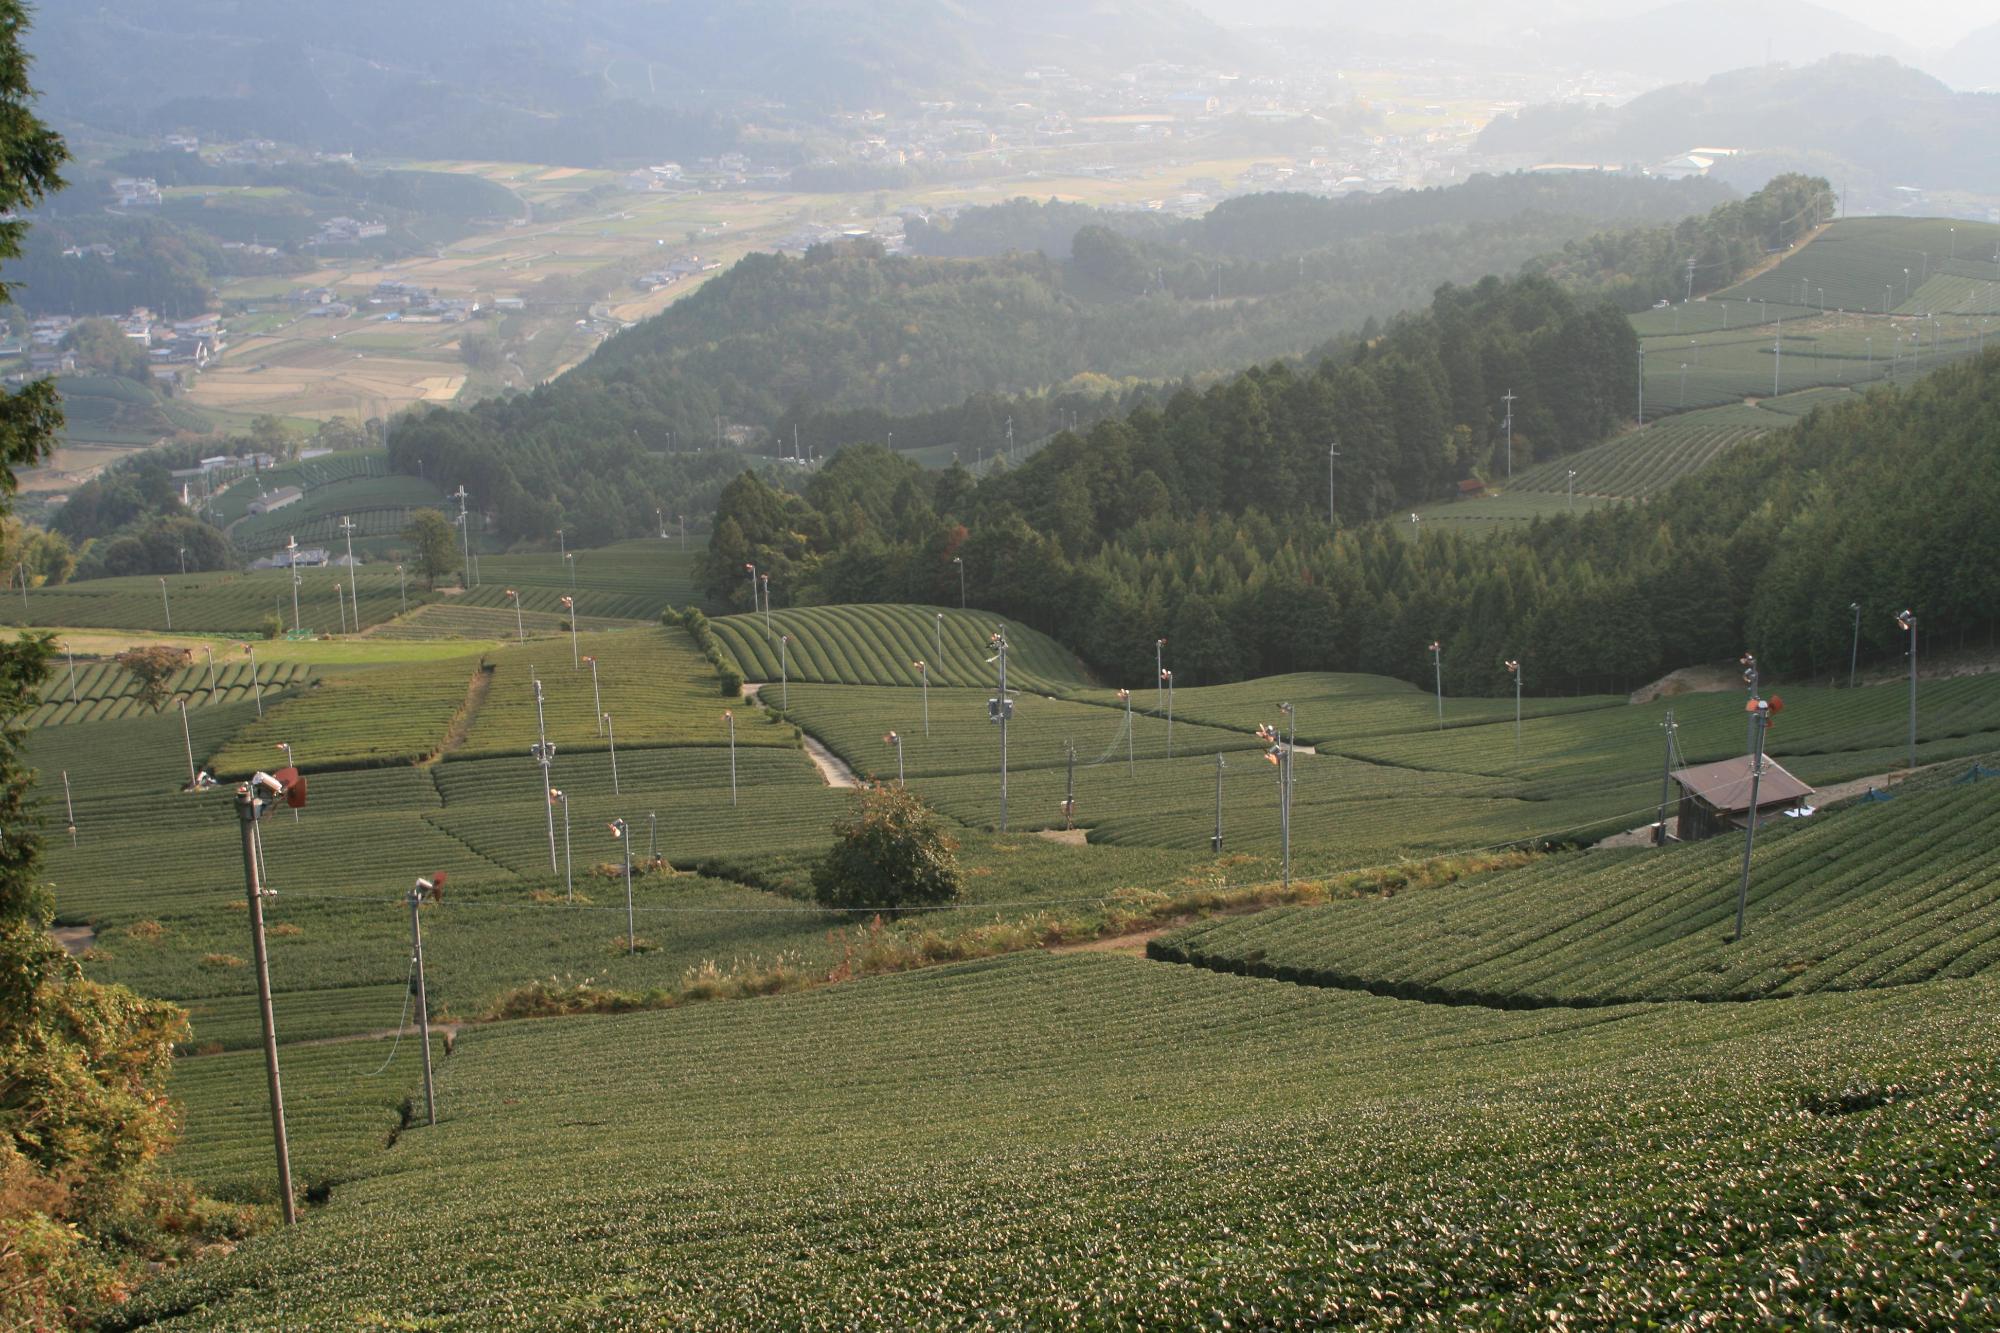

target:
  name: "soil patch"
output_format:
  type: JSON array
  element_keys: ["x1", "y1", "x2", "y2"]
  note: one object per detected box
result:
[{"x1": 52, "y1": 925, "x2": 95, "y2": 956}]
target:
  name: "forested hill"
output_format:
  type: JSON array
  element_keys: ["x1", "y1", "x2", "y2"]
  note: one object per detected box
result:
[
  {"x1": 706, "y1": 343, "x2": 2000, "y2": 698},
  {"x1": 387, "y1": 174, "x2": 1829, "y2": 543},
  {"x1": 1480, "y1": 57, "x2": 2000, "y2": 196},
  {"x1": 29, "y1": 0, "x2": 1231, "y2": 160}
]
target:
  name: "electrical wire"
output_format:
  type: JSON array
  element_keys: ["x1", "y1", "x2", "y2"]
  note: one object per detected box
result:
[{"x1": 365, "y1": 956, "x2": 417, "y2": 1076}]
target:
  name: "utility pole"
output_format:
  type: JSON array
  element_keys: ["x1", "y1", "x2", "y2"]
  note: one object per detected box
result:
[
  {"x1": 1656, "y1": 709, "x2": 1678, "y2": 845},
  {"x1": 397, "y1": 564, "x2": 407, "y2": 614},
  {"x1": 203, "y1": 645, "x2": 217, "y2": 702},
  {"x1": 507, "y1": 589, "x2": 524, "y2": 642},
  {"x1": 1774, "y1": 323, "x2": 1782, "y2": 396},
  {"x1": 989, "y1": 631, "x2": 1013, "y2": 831},
  {"x1": 1155, "y1": 638, "x2": 1166, "y2": 711},
  {"x1": 584, "y1": 656, "x2": 603, "y2": 732},
  {"x1": 604, "y1": 713, "x2": 619, "y2": 795},
  {"x1": 338, "y1": 515, "x2": 357, "y2": 583},
  {"x1": 451, "y1": 486, "x2": 471, "y2": 588},
  {"x1": 407, "y1": 878, "x2": 439, "y2": 1126},
  {"x1": 1685, "y1": 256, "x2": 1696, "y2": 303},
  {"x1": 760, "y1": 573, "x2": 772, "y2": 642},
  {"x1": 1161, "y1": 669, "x2": 1174, "y2": 758},
  {"x1": 911, "y1": 657, "x2": 924, "y2": 735},
  {"x1": 61, "y1": 769, "x2": 75, "y2": 846},
  {"x1": 1734, "y1": 698, "x2": 1771, "y2": 943},
  {"x1": 531, "y1": 679, "x2": 558, "y2": 873},
  {"x1": 234, "y1": 780, "x2": 296, "y2": 1225},
  {"x1": 1500, "y1": 390, "x2": 1516, "y2": 478},
  {"x1": 1211, "y1": 751, "x2": 1225, "y2": 854},
  {"x1": 63, "y1": 640, "x2": 75, "y2": 703},
  {"x1": 160, "y1": 577, "x2": 172, "y2": 631},
  {"x1": 1637, "y1": 346, "x2": 1645, "y2": 427}
]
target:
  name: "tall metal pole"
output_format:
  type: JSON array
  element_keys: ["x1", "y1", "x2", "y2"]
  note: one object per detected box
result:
[
  {"x1": 1429, "y1": 642, "x2": 1444, "y2": 730},
  {"x1": 407, "y1": 884, "x2": 437, "y2": 1126},
  {"x1": 612, "y1": 819, "x2": 634, "y2": 955},
  {"x1": 1657, "y1": 709, "x2": 1677, "y2": 845},
  {"x1": 532, "y1": 679, "x2": 558, "y2": 873},
  {"x1": 287, "y1": 537, "x2": 301, "y2": 632},
  {"x1": 1063, "y1": 739, "x2": 1075, "y2": 830},
  {"x1": 1733, "y1": 701, "x2": 1769, "y2": 942},
  {"x1": 760, "y1": 574, "x2": 772, "y2": 642},
  {"x1": 1162, "y1": 670, "x2": 1174, "y2": 757},
  {"x1": 234, "y1": 787, "x2": 296, "y2": 1225},
  {"x1": 1327, "y1": 440, "x2": 1340, "y2": 527},
  {"x1": 1898, "y1": 610, "x2": 1918, "y2": 771},
  {"x1": 780, "y1": 636, "x2": 790, "y2": 712},
  {"x1": 1155, "y1": 639, "x2": 1165, "y2": 711},
  {"x1": 246, "y1": 644, "x2": 263, "y2": 717},
  {"x1": 604, "y1": 713, "x2": 619, "y2": 794},
  {"x1": 339, "y1": 515, "x2": 356, "y2": 582},
  {"x1": 744, "y1": 562, "x2": 757, "y2": 613},
  {"x1": 179, "y1": 698, "x2": 197, "y2": 790},
  {"x1": 16, "y1": 561, "x2": 26, "y2": 614},
  {"x1": 1506, "y1": 659, "x2": 1521, "y2": 757},
  {"x1": 1741, "y1": 655, "x2": 1759, "y2": 752},
  {"x1": 1211, "y1": 751, "x2": 1224, "y2": 854},
  {"x1": 1281, "y1": 703, "x2": 1295, "y2": 891},
  {"x1": 647, "y1": 812, "x2": 656, "y2": 864},
  {"x1": 585, "y1": 657, "x2": 602, "y2": 731},
  {"x1": 993, "y1": 632, "x2": 1011, "y2": 831},
  {"x1": 1501, "y1": 390, "x2": 1516, "y2": 478},
  {"x1": 562, "y1": 596, "x2": 578, "y2": 668},
  {"x1": 1848, "y1": 603, "x2": 1860, "y2": 688},
  {"x1": 912, "y1": 658, "x2": 924, "y2": 735},
  {"x1": 64, "y1": 640, "x2": 75, "y2": 702},
  {"x1": 887, "y1": 731, "x2": 904, "y2": 784},
  {"x1": 726, "y1": 710, "x2": 737, "y2": 806},
  {"x1": 203, "y1": 645, "x2": 217, "y2": 702},
  {"x1": 1120, "y1": 688, "x2": 1134, "y2": 775},
  {"x1": 160, "y1": 577, "x2": 172, "y2": 631},
  {"x1": 954, "y1": 558, "x2": 965, "y2": 609},
  {"x1": 451, "y1": 486, "x2": 471, "y2": 588},
  {"x1": 933, "y1": 613, "x2": 942, "y2": 663},
  {"x1": 508, "y1": 590, "x2": 524, "y2": 641},
  {"x1": 61, "y1": 769, "x2": 75, "y2": 846},
  {"x1": 558, "y1": 789, "x2": 573, "y2": 904},
  {"x1": 397, "y1": 564, "x2": 407, "y2": 613}
]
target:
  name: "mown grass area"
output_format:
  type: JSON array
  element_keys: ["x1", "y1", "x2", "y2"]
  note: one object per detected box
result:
[
  {"x1": 110, "y1": 951, "x2": 2000, "y2": 1328},
  {"x1": 713, "y1": 604, "x2": 1092, "y2": 692},
  {"x1": 1153, "y1": 764, "x2": 2000, "y2": 1005},
  {"x1": 450, "y1": 628, "x2": 781, "y2": 759}
]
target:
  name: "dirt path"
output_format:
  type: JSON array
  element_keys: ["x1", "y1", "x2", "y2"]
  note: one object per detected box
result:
[
  {"x1": 52, "y1": 925, "x2": 94, "y2": 955},
  {"x1": 1036, "y1": 828, "x2": 1087, "y2": 846},
  {"x1": 801, "y1": 734, "x2": 861, "y2": 788},
  {"x1": 744, "y1": 682, "x2": 862, "y2": 788},
  {"x1": 1048, "y1": 927, "x2": 1170, "y2": 957},
  {"x1": 423, "y1": 665, "x2": 492, "y2": 766}
]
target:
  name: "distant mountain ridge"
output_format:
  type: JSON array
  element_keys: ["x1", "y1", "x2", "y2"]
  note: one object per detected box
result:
[
  {"x1": 1479, "y1": 57, "x2": 2000, "y2": 195},
  {"x1": 28, "y1": 0, "x2": 1238, "y2": 163}
]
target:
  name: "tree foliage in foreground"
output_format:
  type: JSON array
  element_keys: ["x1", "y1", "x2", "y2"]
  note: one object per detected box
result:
[{"x1": 0, "y1": 6, "x2": 239, "y2": 1324}]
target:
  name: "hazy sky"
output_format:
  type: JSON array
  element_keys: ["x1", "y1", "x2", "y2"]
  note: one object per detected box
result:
[{"x1": 1818, "y1": 0, "x2": 1992, "y2": 43}]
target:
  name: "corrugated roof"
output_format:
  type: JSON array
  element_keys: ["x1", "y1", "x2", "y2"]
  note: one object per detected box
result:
[{"x1": 1671, "y1": 756, "x2": 1815, "y2": 813}]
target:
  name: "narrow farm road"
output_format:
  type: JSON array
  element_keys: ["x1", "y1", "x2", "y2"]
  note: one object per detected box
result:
[{"x1": 743, "y1": 682, "x2": 861, "y2": 788}]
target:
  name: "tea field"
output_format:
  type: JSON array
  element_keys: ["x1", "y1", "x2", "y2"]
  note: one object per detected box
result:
[
  {"x1": 24, "y1": 655, "x2": 311, "y2": 727},
  {"x1": 4, "y1": 567, "x2": 422, "y2": 635},
  {"x1": 713, "y1": 604, "x2": 1092, "y2": 691},
  {"x1": 1152, "y1": 762, "x2": 2000, "y2": 1005},
  {"x1": 110, "y1": 951, "x2": 2000, "y2": 1328},
  {"x1": 1722, "y1": 217, "x2": 2000, "y2": 315}
]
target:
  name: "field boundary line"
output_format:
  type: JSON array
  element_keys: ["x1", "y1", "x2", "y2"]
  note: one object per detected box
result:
[{"x1": 422, "y1": 664, "x2": 493, "y2": 768}]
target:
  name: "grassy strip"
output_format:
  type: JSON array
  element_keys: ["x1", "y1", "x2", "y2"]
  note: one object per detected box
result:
[{"x1": 477, "y1": 849, "x2": 1535, "y2": 1020}]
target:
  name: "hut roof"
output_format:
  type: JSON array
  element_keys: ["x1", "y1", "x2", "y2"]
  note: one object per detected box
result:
[{"x1": 1671, "y1": 756, "x2": 1814, "y2": 813}]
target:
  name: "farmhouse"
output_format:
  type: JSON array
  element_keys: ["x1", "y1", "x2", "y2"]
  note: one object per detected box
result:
[
  {"x1": 247, "y1": 486, "x2": 303, "y2": 516},
  {"x1": 1668, "y1": 755, "x2": 1815, "y2": 843}
]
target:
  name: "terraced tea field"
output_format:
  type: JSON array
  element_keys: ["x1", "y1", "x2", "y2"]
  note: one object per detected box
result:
[
  {"x1": 1152, "y1": 765, "x2": 2000, "y2": 1005},
  {"x1": 5, "y1": 568, "x2": 420, "y2": 634},
  {"x1": 1723, "y1": 216, "x2": 2000, "y2": 315},
  {"x1": 207, "y1": 656, "x2": 478, "y2": 774},
  {"x1": 459, "y1": 540, "x2": 700, "y2": 623},
  {"x1": 24, "y1": 655, "x2": 311, "y2": 727},
  {"x1": 1509, "y1": 403, "x2": 1777, "y2": 498},
  {"x1": 114, "y1": 952, "x2": 2000, "y2": 1328},
  {"x1": 230, "y1": 473, "x2": 445, "y2": 554},
  {"x1": 713, "y1": 604, "x2": 1092, "y2": 691}
]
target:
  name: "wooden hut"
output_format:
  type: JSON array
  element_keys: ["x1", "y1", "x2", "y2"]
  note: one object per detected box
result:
[{"x1": 1669, "y1": 756, "x2": 1815, "y2": 844}]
